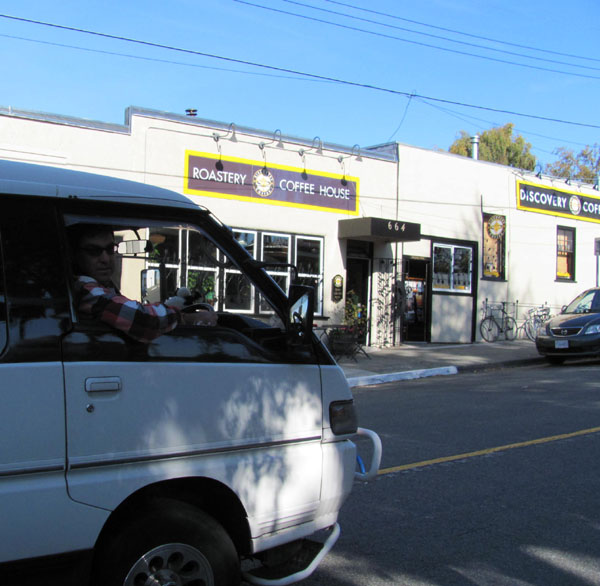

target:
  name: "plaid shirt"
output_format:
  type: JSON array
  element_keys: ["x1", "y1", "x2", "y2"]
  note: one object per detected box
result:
[{"x1": 75, "y1": 275, "x2": 181, "y2": 343}]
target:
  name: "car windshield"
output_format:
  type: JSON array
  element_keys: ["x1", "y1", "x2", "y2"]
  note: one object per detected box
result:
[{"x1": 564, "y1": 290, "x2": 600, "y2": 314}]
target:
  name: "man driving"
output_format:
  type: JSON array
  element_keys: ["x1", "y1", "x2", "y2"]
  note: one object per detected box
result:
[{"x1": 69, "y1": 224, "x2": 217, "y2": 342}]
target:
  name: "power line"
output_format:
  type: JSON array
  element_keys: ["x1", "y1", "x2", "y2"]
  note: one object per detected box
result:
[
  {"x1": 416, "y1": 99, "x2": 584, "y2": 156},
  {"x1": 279, "y1": 0, "x2": 600, "y2": 73},
  {"x1": 0, "y1": 33, "x2": 335, "y2": 84},
  {"x1": 1, "y1": 13, "x2": 598, "y2": 130},
  {"x1": 6, "y1": 27, "x2": 584, "y2": 153},
  {"x1": 234, "y1": 0, "x2": 600, "y2": 80},
  {"x1": 322, "y1": 0, "x2": 600, "y2": 64}
]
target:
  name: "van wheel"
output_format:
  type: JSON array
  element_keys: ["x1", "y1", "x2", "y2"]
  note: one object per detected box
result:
[{"x1": 93, "y1": 500, "x2": 240, "y2": 586}]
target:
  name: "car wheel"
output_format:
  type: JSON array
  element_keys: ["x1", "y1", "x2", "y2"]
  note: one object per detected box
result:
[
  {"x1": 546, "y1": 356, "x2": 566, "y2": 365},
  {"x1": 92, "y1": 499, "x2": 240, "y2": 586}
]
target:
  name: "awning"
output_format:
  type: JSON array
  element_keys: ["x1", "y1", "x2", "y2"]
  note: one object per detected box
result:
[{"x1": 338, "y1": 217, "x2": 421, "y2": 242}]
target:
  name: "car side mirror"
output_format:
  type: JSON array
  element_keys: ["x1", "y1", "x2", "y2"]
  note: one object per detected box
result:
[
  {"x1": 288, "y1": 284, "x2": 314, "y2": 341},
  {"x1": 141, "y1": 268, "x2": 161, "y2": 304}
]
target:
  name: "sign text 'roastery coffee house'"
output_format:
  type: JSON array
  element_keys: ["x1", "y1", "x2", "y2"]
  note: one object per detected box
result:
[
  {"x1": 517, "y1": 180, "x2": 600, "y2": 224},
  {"x1": 184, "y1": 151, "x2": 359, "y2": 215}
]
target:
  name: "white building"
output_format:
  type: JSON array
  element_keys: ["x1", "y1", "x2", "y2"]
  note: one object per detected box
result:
[{"x1": 1, "y1": 105, "x2": 598, "y2": 345}]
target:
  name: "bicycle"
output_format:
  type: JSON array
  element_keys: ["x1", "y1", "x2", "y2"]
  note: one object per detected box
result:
[
  {"x1": 480, "y1": 301, "x2": 517, "y2": 342},
  {"x1": 522, "y1": 304, "x2": 551, "y2": 341}
]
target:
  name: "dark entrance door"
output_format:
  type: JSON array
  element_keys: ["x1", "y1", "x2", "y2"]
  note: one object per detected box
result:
[
  {"x1": 402, "y1": 257, "x2": 430, "y2": 342},
  {"x1": 347, "y1": 258, "x2": 370, "y2": 306},
  {"x1": 346, "y1": 240, "x2": 372, "y2": 344}
]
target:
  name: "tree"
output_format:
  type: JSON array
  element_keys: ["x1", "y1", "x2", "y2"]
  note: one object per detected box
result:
[
  {"x1": 545, "y1": 144, "x2": 600, "y2": 183},
  {"x1": 448, "y1": 123, "x2": 536, "y2": 170}
]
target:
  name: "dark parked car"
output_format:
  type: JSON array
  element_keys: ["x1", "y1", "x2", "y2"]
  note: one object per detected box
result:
[{"x1": 536, "y1": 287, "x2": 600, "y2": 364}]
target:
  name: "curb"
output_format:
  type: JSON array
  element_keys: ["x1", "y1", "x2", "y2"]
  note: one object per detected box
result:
[
  {"x1": 347, "y1": 366, "x2": 458, "y2": 388},
  {"x1": 346, "y1": 357, "x2": 545, "y2": 389}
]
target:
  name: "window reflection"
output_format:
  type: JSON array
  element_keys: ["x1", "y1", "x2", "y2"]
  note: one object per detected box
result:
[
  {"x1": 225, "y1": 273, "x2": 252, "y2": 310},
  {"x1": 433, "y1": 244, "x2": 472, "y2": 293},
  {"x1": 188, "y1": 231, "x2": 218, "y2": 268},
  {"x1": 188, "y1": 270, "x2": 217, "y2": 305},
  {"x1": 149, "y1": 228, "x2": 180, "y2": 265},
  {"x1": 262, "y1": 234, "x2": 290, "y2": 265},
  {"x1": 234, "y1": 230, "x2": 255, "y2": 256}
]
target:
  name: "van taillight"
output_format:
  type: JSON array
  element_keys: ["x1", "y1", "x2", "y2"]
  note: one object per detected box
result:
[{"x1": 329, "y1": 400, "x2": 358, "y2": 435}]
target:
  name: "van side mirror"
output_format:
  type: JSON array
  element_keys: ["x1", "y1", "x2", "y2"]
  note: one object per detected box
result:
[
  {"x1": 141, "y1": 268, "x2": 161, "y2": 304},
  {"x1": 288, "y1": 284, "x2": 314, "y2": 340}
]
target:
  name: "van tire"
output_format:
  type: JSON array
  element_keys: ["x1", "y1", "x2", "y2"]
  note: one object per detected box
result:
[{"x1": 92, "y1": 499, "x2": 240, "y2": 586}]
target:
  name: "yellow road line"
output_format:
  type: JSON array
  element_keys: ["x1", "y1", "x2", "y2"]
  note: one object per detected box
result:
[{"x1": 378, "y1": 425, "x2": 600, "y2": 476}]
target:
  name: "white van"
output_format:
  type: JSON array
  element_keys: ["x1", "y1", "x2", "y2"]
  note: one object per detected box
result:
[{"x1": 0, "y1": 159, "x2": 381, "y2": 586}]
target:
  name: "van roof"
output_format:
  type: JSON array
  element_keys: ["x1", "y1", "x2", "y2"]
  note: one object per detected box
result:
[{"x1": 0, "y1": 159, "x2": 198, "y2": 210}]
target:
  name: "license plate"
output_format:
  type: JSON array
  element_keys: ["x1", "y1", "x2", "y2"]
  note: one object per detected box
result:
[{"x1": 555, "y1": 340, "x2": 569, "y2": 349}]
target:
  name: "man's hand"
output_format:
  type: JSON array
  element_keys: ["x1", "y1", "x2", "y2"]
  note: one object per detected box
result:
[{"x1": 181, "y1": 310, "x2": 218, "y2": 327}]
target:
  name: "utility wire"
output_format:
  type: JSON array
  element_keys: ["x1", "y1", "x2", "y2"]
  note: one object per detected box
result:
[
  {"x1": 0, "y1": 33, "x2": 336, "y2": 84},
  {"x1": 234, "y1": 0, "x2": 600, "y2": 80},
  {"x1": 322, "y1": 0, "x2": 600, "y2": 64},
  {"x1": 280, "y1": 0, "x2": 600, "y2": 72},
  {"x1": 1, "y1": 13, "x2": 598, "y2": 130},
  {"x1": 387, "y1": 94, "x2": 414, "y2": 142}
]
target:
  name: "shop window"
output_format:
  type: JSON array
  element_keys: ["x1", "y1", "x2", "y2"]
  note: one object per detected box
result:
[
  {"x1": 260, "y1": 233, "x2": 290, "y2": 313},
  {"x1": 433, "y1": 243, "x2": 472, "y2": 293},
  {"x1": 147, "y1": 226, "x2": 323, "y2": 315},
  {"x1": 556, "y1": 227, "x2": 575, "y2": 281},
  {"x1": 482, "y1": 213, "x2": 506, "y2": 279},
  {"x1": 187, "y1": 231, "x2": 218, "y2": 305},
  {"x1": 224, "y1": 230, "x2": 255, "y2": 312},
  {"x1": 295, "y1": 236, "x2": 323, "y2": 315}
]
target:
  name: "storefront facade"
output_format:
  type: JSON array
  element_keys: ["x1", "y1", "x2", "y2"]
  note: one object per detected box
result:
[
  {"x1": 371, "y1": 142, "x2": 600, "y2": 343},
  {"x1": 1, "y1": 105, "x2": 599, "y2": 345}
]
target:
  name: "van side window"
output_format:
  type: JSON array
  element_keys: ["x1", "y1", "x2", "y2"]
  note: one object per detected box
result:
[
  {"x1": 63, "y1": 215, "x2": 317, "y2": 365},
  {"x1": 0, "y1": 198, "x2": 70, "y2": 361}
]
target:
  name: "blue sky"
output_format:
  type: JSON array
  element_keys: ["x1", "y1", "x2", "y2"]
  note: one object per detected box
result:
[{"x1": 1, "y1": 0, "x2": 598, "y2": 168}]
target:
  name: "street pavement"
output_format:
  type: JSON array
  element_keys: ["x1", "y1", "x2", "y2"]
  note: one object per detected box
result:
[{"x1": 338, "y1": 339, "x2": 545, "y2": 388}]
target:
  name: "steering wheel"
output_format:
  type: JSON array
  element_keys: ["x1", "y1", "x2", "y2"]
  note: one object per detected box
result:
[{"x1": 181, "y1": 302, "x2": 216, "y2": 313}]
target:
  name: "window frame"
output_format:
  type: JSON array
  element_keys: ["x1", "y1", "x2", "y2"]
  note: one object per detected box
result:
[
  {"x1": 556, "y1": 226, "x2": 576, "y2": 282},
  {"x1": 294, "y1": 235, "x2": 324, "y2": 316},
  {"x1": 432, "y1": 243, "x2": 473, "y2": 293},
  {"x1": 223, "y1": 229, "x2": 257, "y2": 314}
]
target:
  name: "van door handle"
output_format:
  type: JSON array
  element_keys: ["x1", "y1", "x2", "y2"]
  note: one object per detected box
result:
[{"x1": 85, "y1": 377, "x2": 122, "y2": 393}]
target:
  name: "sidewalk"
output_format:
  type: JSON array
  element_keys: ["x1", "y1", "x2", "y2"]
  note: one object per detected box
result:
[{"x1": 338, "y1": 339, "x2": 545, "y2": 388}]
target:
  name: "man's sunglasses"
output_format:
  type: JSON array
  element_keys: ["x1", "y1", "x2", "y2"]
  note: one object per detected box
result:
[{"x1": 79, "y1": 243, "x2": 119, "y2": 257}]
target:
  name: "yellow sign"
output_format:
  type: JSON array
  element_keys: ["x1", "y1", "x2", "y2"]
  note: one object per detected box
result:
[{"x1": 184, "y1": 151, "x2": 359, "y2": 215}]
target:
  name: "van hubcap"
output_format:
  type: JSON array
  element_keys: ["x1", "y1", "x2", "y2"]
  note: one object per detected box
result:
[{"x1": 124, "y1": 543, "x2": 214, "y2": 586}]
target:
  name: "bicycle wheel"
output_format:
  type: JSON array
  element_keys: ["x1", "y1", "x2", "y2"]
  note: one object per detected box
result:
[
  {"x1": 503, "y1": 316, "x2": 517, "y2": 340},
  {"x1": 480, "y1": 317, "x2": 499, "y2": 342}
]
